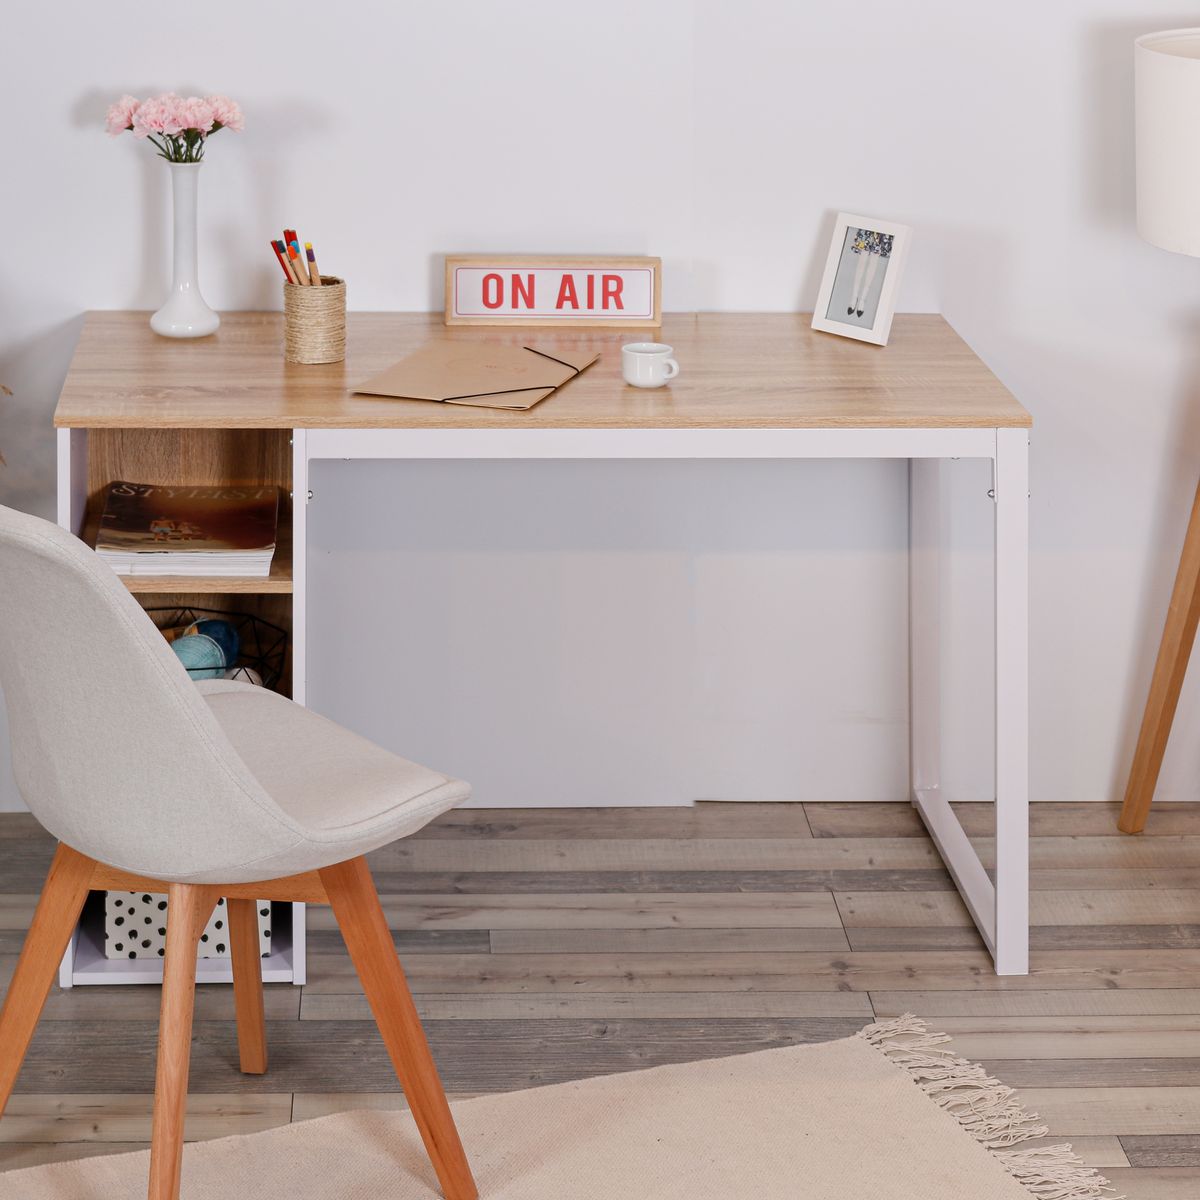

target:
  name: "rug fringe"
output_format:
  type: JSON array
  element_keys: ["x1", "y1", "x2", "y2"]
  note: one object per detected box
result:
[{"x1": 860, "y1": 1015, "x2": 1123, "y2": 1200}]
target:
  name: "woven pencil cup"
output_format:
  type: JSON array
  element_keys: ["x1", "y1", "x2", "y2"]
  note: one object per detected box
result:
[{"x1": 283, "y1": 276, "x2": 346, "y2": 364}]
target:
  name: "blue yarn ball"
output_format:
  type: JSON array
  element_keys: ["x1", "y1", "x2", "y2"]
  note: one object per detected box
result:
[
  {"x1": 172, "y1": 633, "x2": 227, "y2": 680},
  {"x1": 187, "y1": 619, "x2": 239, "y2": 665}
]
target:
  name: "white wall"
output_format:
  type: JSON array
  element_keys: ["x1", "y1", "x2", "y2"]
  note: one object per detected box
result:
[{"x1": 3, "y1": 1, "x2": 1200, "y2": 808}]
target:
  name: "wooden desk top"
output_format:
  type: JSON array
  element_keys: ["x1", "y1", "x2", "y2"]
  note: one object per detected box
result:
[{"x1": 54, "y1": 311, "x2": 1030, "y2": 430}]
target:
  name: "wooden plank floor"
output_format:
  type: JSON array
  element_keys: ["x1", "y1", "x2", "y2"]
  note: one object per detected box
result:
[{"x1": 2, "y1": 802, "x2": 1200, "y2": 1195}]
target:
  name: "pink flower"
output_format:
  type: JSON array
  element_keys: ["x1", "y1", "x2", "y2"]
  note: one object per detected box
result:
[
  {"x1": 112, "y1": 89, "x2": 242, "y2": 160},
  {"x1": 178, "y1": 96, "x2": 215, "y2": 134},
  {"x1": 132, "y1": 93, "x2": 186, "y2": 138},
  {"x1": 105, "y1": 94, "x2": 140, "y2": 136},
  {"x1": 206, "y1": 95, "x2": 244, "y2": 133}
]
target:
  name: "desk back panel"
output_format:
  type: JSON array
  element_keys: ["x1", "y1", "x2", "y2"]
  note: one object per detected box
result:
[{"x1": 305, "y1": 457, "x2": 912, "y2": 807}]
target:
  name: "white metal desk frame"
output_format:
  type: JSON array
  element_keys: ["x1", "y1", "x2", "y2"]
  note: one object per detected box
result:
[{"x1": 293, "y1": 424, "x2": 1030, "y2": 976}]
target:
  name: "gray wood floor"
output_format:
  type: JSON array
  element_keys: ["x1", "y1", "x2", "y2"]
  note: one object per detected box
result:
[{"x1": 3, "y1": 801, "x2": 1200, "y2": 1196}]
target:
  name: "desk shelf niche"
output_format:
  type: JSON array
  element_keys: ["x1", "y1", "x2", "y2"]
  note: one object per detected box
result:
[
  {"x1": 54, "y1": 424, "x2": 305, "y2": 987},
  {"x1": 66, "y1": 893, "x2": 301, "y2": 986}
]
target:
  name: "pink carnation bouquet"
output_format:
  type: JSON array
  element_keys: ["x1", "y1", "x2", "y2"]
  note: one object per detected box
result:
[{"x1": 105, "y1": 93, "x2": 244, "y2": 162}]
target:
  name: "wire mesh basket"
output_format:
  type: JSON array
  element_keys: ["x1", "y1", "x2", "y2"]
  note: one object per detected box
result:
[{"x1": 144, "y1": 606, "x2": 289, "y2": 690}]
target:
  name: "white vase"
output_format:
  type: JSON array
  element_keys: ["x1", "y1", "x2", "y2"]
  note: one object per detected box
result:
[{"x1": 150, "y1": 162, "x2": 220, "y2": 339}]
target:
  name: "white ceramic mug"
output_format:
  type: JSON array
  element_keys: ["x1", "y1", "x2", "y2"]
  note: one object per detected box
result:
[{"x1": 622, "y1": 342, "x2": 680, "y2": 388}]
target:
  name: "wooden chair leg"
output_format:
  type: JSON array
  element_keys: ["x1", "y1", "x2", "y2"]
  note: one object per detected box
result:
[
  {"x1": 321, "y1": 856, "x2": 477, "y2": 1200},
  {"x1": 1120, "y1": 478, "x2": 1200, "y2": 834},
  {"x1": 147, "y1": 884, "x2": 218, "y2": 1200},
  {"x1": 0, "y1": 844, "x2": 95, "y2": 1116},
  {"x1": 227, "y1": 898, "x2": 268, "y2": 1074}
]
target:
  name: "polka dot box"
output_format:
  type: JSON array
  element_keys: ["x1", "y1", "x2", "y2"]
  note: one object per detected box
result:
[{"x1": 105, "y1": 893, "x2": 271, "y2": 958}]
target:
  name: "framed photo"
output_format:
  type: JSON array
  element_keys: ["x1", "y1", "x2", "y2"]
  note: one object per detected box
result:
[
  {"x1": 811, "y1": 213, "x2": 911, "y2": 346},
  {"x1": 445, "y1": 255, "x2": 662, "y2": 327}
]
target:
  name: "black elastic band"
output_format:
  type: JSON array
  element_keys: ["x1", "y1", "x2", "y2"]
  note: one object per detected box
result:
[
  {"x1": 442, "y1": 387, "x2": 551, "y2": 403},
  {"x1": 523, "y1": 345, "x2": 584, "y2": 375}
]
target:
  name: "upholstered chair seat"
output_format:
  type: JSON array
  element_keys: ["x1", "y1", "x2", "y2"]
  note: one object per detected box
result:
[{"x1": 180, "y1": 677, "x2": 467, "y2": 882}]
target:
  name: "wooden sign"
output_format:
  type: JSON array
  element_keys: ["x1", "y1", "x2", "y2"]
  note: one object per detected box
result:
[{"x1": 445, "y1": 255, "x2": 661, "y2": 327}]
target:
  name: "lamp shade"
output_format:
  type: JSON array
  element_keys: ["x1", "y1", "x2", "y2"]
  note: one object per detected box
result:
[{"x1": 1137, "y1": 29, "x2": 1200, "y2": 256}]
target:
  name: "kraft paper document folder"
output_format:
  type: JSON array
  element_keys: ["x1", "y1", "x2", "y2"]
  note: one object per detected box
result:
[{"x1": 353, "y1": 342, "x2": 599, "y2": 410}]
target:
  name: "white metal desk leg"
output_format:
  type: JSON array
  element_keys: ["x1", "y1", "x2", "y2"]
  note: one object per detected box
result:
[
  {"x1": 290, "y1": 429, "x2": 308, "y2": 986},
  {"x1": 993, "y1": 429, "x2": 1030, "y2": 975},
  {"x1": 909, "y1": 459, "x2": 943, "y2": 802},
  {"x1": 292, "y1": 429, "x2": 308, "y2": 709},
  {"x1": 910, "y1": 457, "x2": 998, "y2": 954}
]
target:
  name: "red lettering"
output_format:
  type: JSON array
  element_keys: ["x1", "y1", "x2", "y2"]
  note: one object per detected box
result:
[
  {"x1": 511, "y1": 273, "x2": 534, "y2": 309},
  {"x1": 586, "y1": 274, "x2": 595, "y2": 308},
  {"x1": 555, "y1": 274, "x2": 580, "y2": 310},
  {"x1": 602, "y1": 274, "x2": 624, "y2": 310},
  {"x1": 481, "y1": 273, "x2": 503, "y2": 309}
]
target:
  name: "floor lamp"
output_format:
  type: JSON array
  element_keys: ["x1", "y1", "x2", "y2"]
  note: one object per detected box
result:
[{"x1": 1120, "y1": 29, "x2": 1200, "y2": 833}]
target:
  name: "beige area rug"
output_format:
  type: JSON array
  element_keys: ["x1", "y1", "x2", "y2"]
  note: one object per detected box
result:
[{"x1": 0, "y1": 1017, "x2": 1118, "y2": 1199}]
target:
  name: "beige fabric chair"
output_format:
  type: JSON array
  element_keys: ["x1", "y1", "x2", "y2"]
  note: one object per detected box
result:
[{"x1": 0, "y1": 504, "x2": 478, "y2": 1200}]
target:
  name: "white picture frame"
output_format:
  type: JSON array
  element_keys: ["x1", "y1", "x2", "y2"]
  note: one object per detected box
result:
[{"x1": 811, "y1": 213, "x2": 912, "y2": 346}]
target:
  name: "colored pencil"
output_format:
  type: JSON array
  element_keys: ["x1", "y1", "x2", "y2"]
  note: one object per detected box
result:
[
  {"x1": 273, "y1": 240, "x2": 299, "y2": 284},
  {"x1": 270, "y1": 240, "x2": 295, "y2": 282},
  {"x1": 283, "y1": 230, "x2": 304, "y2": 280},
  {"x1": 289, "y1": 239, "x2": 311, "y2": 285},
  {"x1": 275, "y1": 239, "x2": 300, "y2": 284},
  {"x1": 305, "y1": 242, "x2": 322, "y2": 286},
  {"x1": 286, "y1": 240, "x2": 310, "y2": 284}
]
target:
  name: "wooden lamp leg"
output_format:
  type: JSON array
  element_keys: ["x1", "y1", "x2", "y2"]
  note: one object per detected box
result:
[
  {"x1": 321, "y1": 856, "x2": 478, "y2": 1200},
  {"x1": 227, "y1": 898, "x2": 268, "y2": 1074},
  {"x1": 0, "y1": 844, "x2": 95, "y2": 1115},
  {"x1": 147, "y1": 884, "x2": 218, "y2": 1200},
  {"x1": 1120, "y1": 479, "x2": 1200, "y2": 834}
]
